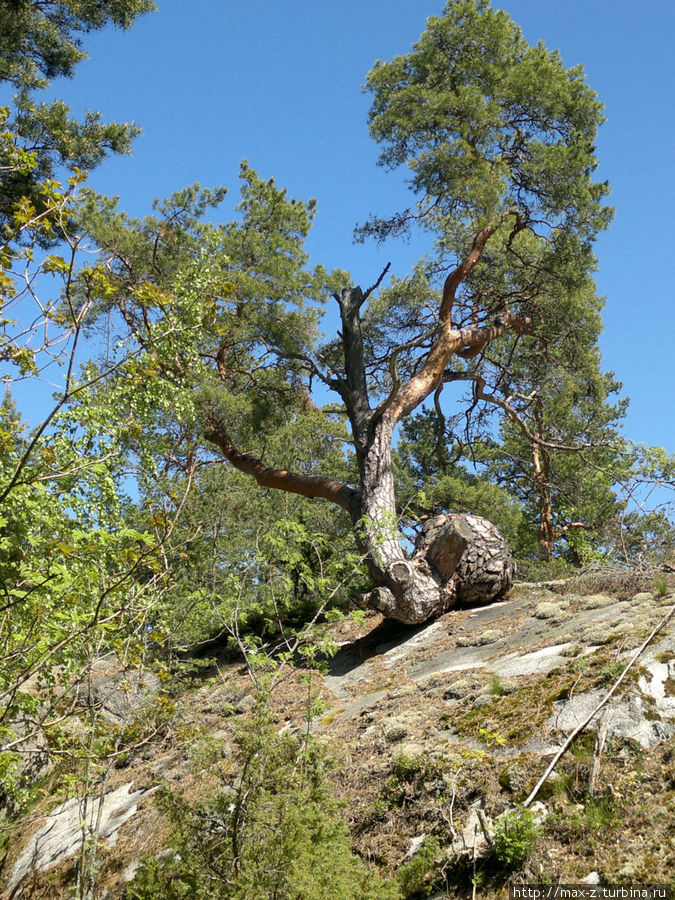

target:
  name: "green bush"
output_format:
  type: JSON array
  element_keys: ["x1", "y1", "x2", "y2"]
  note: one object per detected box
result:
[
  {"x1": 125, "y1": 701, "x2": 400, "y2": 900},
  {"x1": 396, "y1": 837, "x2": 442, "y2": 898},
  {"x1": 654, "y1": 575, "x2": 669, "y2": 597},
  {"x1": 492, "y1": 806, "x2": 541, "y2": 869}
]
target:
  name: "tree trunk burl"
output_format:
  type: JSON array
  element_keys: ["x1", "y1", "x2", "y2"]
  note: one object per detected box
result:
[{"x1": 414, "y1": 513, "x2": 515, "y2": 607}]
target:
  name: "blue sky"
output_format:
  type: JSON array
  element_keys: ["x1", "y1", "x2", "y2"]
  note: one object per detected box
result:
[{"x1": 33, "y1": 0, "x2": 675, "y2": 454}]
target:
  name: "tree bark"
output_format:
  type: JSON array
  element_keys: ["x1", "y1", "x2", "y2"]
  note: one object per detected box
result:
[
  {"x1": 531, "y1": 403, "x2": 555, "y2": 562},
  {"x1": 351, "y1": 415, "x2": 513, "y2": 624},
  {"x1": 414, "y1": 513, "x2": 514, "y2": 605},
  {"x1": 532, "y1": 441, "x2": 554, "y2": 562},
  {"x1": 202, "y1": 416, "x2": 358, "y2": 516},
  {"x1": 355, "y1": 416, "x2": 451, "y2": 624}
]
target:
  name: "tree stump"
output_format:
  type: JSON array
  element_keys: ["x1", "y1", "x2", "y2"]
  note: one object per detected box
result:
[{"x1": 414, "y1": 513, "x2": 514, "y2": 606}]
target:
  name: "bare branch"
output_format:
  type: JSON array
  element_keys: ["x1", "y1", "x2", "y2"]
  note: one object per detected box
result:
[
  {"x1": 386, "y1": 313, "x2": 531, "y2": 424},
  {"x1": 362, "y1": 262, "x2": 391, "y2": 304},
  {"x1": 472, "y1": 375, "x2": 604, "y2": 452},
  {"x1": 336, "y1": 286, "x2": 372, "y2": 451},
  {"x1": 372, "y1": 322, "x2": 443, "y2": 423},
  {"x1": 203, "y1": 417, "x2": 358, "y2": 515}
]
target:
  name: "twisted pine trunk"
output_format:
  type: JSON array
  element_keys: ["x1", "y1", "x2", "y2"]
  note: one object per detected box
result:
[
  {"x1": 205, "y1": 243, "x2": 528, "y2": 624},
  {"x1": 334, "y1": 284, "x2": 514, "y2": 623},
  {"x1": 414, "y1": 512, "x2": 515, "y2": 606},
  {"x1": 355, "y1": 415, "x2": 514, "y2": 623},
  {"x1": 354, "y1": 417, "x2": 447, "y2": 624}
]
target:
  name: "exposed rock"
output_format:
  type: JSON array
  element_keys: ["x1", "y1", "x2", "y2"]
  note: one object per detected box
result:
[
  {"x1": 449, "y1": 804, "x2": 494, "y2": 860},
  {"x1": 5, "y1": 578, "x2": 674, "y2": 896},
  {"x1": 547, "y1": 689, "x2": 607, "y2": 735},
  {"x1": 405, "y1": 833, "x2": 428, "y2": 858},
  {"x1": 0, "y1": 722, "x2": 50, "y2": 811},
  {"x1": 122, "y1": 859, "x2": 143, "y2": 883},
  {"x1": 491, "y1": 643, "x2": 579, "y2": 678},
  {"x1": 547, "y1": 646, "x2": 675, "y2": 749},
  {"x1": 323, "y1": 584, "x2": 675, "y2": 766},
  {"x1": 7, "y1": 783, "x2": 153, "y2": 896},
  {"x1": 77, "y1": 669, "x2": 160, "y2": 724}
]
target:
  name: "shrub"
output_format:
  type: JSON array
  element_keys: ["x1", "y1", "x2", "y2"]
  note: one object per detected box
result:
[
  {"x1": 125, "y1": 700, "x2": 400, "y2": 900},
  {"x1": 396, "y1": 837, "x2": 442, "y2": 898},
  {"x1": 654, "y1": 575, "x2": 669, "y2": 597},
  {"x1": 492, "y1": 806, "x2": 541, "y2": 869}
]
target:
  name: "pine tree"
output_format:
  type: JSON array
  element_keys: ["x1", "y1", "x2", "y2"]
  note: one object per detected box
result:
[{"x1": 81, "y1": 0, "x2": 614, "y2": 623}]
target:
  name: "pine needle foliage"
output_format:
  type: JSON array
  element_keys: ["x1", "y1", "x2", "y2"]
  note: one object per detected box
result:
[{"x1": 125, "y1": 701, "x2": 400, "y2": 900}]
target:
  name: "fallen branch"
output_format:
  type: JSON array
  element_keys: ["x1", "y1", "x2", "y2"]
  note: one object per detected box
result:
[{"x1": 523, "y1": 599, "x2": 675, "y2": 808}]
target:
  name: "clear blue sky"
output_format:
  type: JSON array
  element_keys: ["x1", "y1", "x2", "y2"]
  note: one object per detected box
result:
[{"x1": 41, "y1": 0, "x2": 675, "y2": 453}]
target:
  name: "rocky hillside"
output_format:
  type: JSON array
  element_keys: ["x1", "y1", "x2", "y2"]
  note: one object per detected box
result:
[{"x1": 2, "y1": 571, "x2": 674, "y2": 898}]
